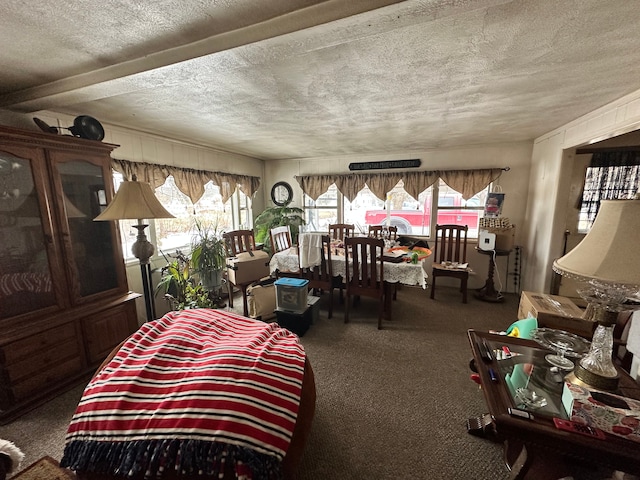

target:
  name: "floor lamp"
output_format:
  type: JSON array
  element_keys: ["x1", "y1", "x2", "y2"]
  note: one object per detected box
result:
[
  {"x1": 94, "y1": 175, "x2": 174, "y2": 321},
  {"x1": 553, "y1": 198, "x2": 640, "y2": 390}
]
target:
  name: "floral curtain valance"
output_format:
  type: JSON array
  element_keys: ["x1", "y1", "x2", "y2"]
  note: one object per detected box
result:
[
  {"x1": 111, "y1": 159, "x2": 261, "y2": 204},
  {"x1": 296, "y1": 168, "x2": 503, "y2": 202}
]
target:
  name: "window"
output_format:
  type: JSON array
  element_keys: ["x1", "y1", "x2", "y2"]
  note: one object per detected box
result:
[
  {"x1": 114, "y1": 173, "x2": 250, "y2": 261},
  {"x1": 344, "y1": 185, "x2": 385, "y2": 235},
  {"x1": 302, "y1": 179, "x2": 489, "y2": 238},
  {"x1": 236, "y1": 189, "x2": 252, "y2": 230},
  {"x1": 383, "y1": 181, "x2": 431, "y2": 236},
  {"x1": 303, "y1": 184, "x2": 339, "y2": 233},
  {"x1": 578, "y1": 153, "x2": 640, "y2": 232},
  {"x1": 435, "y1": 180, "x2": 486, "y2": 237}
]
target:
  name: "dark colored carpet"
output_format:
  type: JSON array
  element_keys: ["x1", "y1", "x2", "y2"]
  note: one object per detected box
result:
[{"x1": 0, "y1": 286, "x2": 620, "y2": 479}]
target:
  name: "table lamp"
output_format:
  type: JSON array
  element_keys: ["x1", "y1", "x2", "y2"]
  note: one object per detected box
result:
[
  {"x1": 552, "y1": 198, "x2": 640, "y2": 390},
  {"x1": 94, "y1": 175, "x2": 174, "y2": 321}
]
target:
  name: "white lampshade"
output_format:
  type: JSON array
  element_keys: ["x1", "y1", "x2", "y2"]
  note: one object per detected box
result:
[
  {"x1": 94, "y1": 179, "x2": 174, "y2": 221},
  {"x1": 553, "y1": 199, "x2": 640, "y2": 286}
]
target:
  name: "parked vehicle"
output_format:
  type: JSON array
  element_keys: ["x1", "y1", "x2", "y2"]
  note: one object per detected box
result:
[{"x1": 364, "y1": 196, "x2": 482, "y2": 235}]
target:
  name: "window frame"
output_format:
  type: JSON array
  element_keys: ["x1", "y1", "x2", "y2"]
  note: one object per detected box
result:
[
  {"x1": 112, "y1": 172, "x2": 252, "y2": 263},
  {"x1": 303, "y1": 181, "x2": 490, "y2": 240},
  {"x1": 578, "y1": 163, "x2": 640, "y2": 233}
]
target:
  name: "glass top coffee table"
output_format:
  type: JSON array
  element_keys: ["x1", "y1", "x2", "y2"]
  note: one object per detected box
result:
[{"x1": 468, "y1": 329, "x2": 640, "y2": 479}]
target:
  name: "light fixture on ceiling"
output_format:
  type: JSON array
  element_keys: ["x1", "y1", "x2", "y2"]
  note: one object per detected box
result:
[
  {"x1": 553, "y1": 198, "x2": 640, "y2": 390},
  {"x1": 94, "y1": 175, "x2": 175, "y2": 321}
]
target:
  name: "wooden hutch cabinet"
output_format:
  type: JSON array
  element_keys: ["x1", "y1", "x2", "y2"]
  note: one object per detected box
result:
[{"x1": 0, "y1": 125, "x2": 139, "y2": 423}]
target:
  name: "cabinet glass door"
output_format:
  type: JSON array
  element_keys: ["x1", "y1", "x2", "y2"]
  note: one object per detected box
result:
[
  {"x1": 0, "y1": 152, "x2": 56, "y2": 318},
  {"x1": 58, "y1": 160, "x2": 119, "y2": 298}
]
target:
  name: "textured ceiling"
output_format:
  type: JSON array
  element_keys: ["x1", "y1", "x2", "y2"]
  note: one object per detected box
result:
[{"x1": 1, "y1": 0, "x2": 640, "y2": 160}]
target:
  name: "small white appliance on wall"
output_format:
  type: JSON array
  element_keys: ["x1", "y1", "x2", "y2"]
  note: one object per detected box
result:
[{"x1": 479, "y1": 230, "x2": 496, "y2": 251}]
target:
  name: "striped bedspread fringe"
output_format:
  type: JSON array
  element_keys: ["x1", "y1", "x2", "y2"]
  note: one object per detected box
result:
[
  {"x1": 62, "y1": 438, "x2": 282, "y2": 480},
  {"x1": 60, "y1": 309, "x2": 306, "y2": 480}
]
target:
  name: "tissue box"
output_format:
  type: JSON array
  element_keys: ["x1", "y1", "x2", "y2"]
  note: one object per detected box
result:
[
  {"x1": 275, "y1": 278, "x2": 309, "y2": 313},
  {"x1": 562, "y1": 382, "x2": 640, "y2": 443},
  {"x1": 517, "y1": 291, "x2": 594, "y2": 337}
]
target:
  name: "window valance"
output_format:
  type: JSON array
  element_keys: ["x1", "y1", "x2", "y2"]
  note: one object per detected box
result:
[
  {"x1": 111, "y1": 158, "x2": 261, "y2": 203},
  {"x1": 296, "y1": 168, "x2": 504, "y2": 202}
]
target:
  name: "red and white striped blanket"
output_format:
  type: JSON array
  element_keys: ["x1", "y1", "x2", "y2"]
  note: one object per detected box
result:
[{"x1": 61, "y1": 309, "x2": 306, "y2": 480}]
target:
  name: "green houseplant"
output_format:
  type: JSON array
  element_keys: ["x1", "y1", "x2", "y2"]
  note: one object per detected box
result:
[
  {"x1": 155, "y1": 251, "x2": 214, "y2": 310},
  {"x1": 190, "y1": 220, "x2": 227, "y2": 292},
  {"x1": 254, "y1": 205, "x2": 305, "y2": 255}
]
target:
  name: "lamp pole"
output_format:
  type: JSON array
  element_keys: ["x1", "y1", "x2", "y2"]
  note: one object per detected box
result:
[
  {"x1": 94, "y1": 176, "x2": 175, "y2": 323},
  {"x1": 131, "y1": 220, "x2": 156, "y2": 321}
]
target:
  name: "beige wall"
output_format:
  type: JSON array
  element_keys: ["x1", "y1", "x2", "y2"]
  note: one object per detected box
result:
[
  {"x1": 265, "y1": 142, "x2": 534, "y2": 292},
  {"x1": 4, "y1": 84, "x2": 640, "y2": 317},
  {"x1": 525, "y1": 89, "x2": 640, "y2": 293}
]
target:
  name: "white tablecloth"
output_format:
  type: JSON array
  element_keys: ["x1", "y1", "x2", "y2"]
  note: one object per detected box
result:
[{"x1": 269, "y1": 248, "x2": 428, "y2": 289}]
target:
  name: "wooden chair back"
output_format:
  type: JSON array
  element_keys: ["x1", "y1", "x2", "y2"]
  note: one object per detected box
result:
[
  {"x1": 329, "y1": 223, "x2": 355, "y2": 241},
  {"x1": 432, "y1": 224, "x2": 468, "y2": 264},
  {"x1": 430, "y1": 224, "x2": 470, "y2": 303},
  {"x1": 344, "y1": 236, "x2": 385, "y2": 329},
  {"x1": 270, "y1": 225, "x2": 292, "y2": 254},
  {"x1": 299, "y1": 234, "x2": 334, "y2": 318},
  {"x1": 223, "y1": 229, "x2": 256, "y2": 256},
  {"x1": 368, "y1": 225, "x2": 398, "y2": 241}
]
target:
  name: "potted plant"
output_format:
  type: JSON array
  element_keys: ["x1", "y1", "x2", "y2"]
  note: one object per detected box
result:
[
  {"x1": 254, "y1": 205, "x2": 305, "y2": 255},
  {"x1": 155, "y1": 250, "x2": 214, "y2": 310},
  {"x1": 190, "y1": 219, "x2": 227, "y2": 292}
]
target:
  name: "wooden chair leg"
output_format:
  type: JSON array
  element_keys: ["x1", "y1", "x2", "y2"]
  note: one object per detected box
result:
[
  {"x1": 241, "y1": 284, "x2": 250, "y2": 317},
  {"x1": 328, "y1": 289, "x2": 333, "y2": 319},
  {"x1": 228, "y1": 281, "x2": 234, "y2": 308},
  {"x1": 430, "y1": 276, "x2": 436, "y2": 299}
]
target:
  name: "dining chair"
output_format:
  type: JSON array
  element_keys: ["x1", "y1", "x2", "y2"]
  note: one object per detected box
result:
[
  {"x1": 270, "y1": 225, "x2": 293, "y2": 254},
  {"x1": 368, "y1": 225, "x2": 398, "y2": 241},
  {"x1": 271, "y1": 226, "x2": 301, "y2": 278},
  {"x1": 224, "y1": 229, "x2": 256, "y2": 256},
  {"x1": 368, "y1": 224, "x2": 401, "y2": 299},
  {"x1": 430, "y1": 224, "x2": 470, "y2": 303},
  {"x1": 223, "y1": 229, "x2": 266, "y2": 315},
  {"x1": 344, "y1": 236, "x2": 385, "y2": 329},
  {"x1": 299, "y1": 234, "x2": 335, "y2": 319},
  {"x1": 328, "y1": 223, "x2": 355, "y2": 242}
]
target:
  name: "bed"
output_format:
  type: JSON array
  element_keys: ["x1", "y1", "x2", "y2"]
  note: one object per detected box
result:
[{"x1": 60, "y1": 308, "x2": 316, "y2": 480}]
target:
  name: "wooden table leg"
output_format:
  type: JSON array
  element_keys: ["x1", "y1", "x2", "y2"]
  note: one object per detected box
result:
[{"x1": 475, "y1": 254, "x2": 504, "y2": 302}]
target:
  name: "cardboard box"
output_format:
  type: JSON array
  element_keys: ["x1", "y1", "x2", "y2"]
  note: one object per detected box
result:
[
  {"x1": 493, "y1": 226, "x2": 515, "y2": 251},
  {"x1": 518, "y1": 291, "x2": 595, "y2": 338},
  {"x1": 562, "y1": 382, "x2": 640, "y2": 443}
]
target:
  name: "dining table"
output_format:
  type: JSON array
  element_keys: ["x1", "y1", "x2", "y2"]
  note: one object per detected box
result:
[{"x1": 269, "y1": 243, "x2": 430, "y2": 320}]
